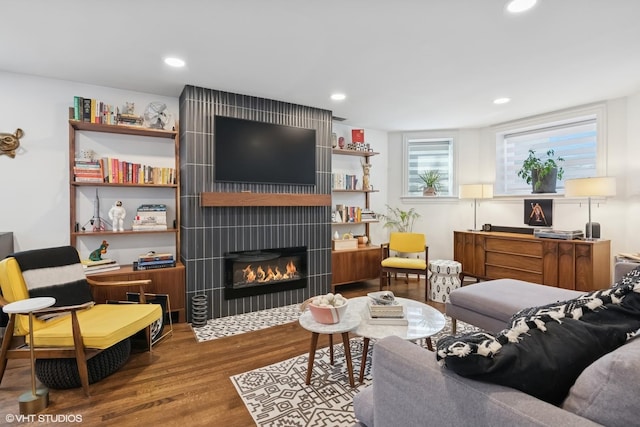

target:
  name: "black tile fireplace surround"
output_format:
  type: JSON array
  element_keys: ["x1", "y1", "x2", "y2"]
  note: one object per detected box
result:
[{"x1": 224, "y1": 246, "x2": 308, "y2": 299}]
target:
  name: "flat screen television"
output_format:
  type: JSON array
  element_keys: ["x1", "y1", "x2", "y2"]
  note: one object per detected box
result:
[{"x1": 214, "y1": 116, "x2": 316, "y2": 186}]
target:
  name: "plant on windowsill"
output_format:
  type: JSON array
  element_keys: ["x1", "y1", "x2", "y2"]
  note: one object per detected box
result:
[
  {"x1": 517, "y1": 149, "x2": 565, "y2": 193},
  {"x1": 378, "y1": 205, "x2": 421, "y2": 233},
  {"x1": 418, "y1": 170, "x2": 441, "y2": 196}
]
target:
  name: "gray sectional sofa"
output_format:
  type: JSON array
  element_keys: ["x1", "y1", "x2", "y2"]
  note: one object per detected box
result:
[
  {"x1": 354, "y1": 334, "x2": 639, "y2": 426},
  {"x1": 353, "y1": 263, "x2": 640, "y2": 426}
]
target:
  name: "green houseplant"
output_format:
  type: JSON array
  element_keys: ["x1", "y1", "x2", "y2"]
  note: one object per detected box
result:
[
  {"x1": 418, "y1": 170, "x2": 441, "y2": 196},
  {"x1": 378, "y1": 205, "x2": 421, "y2": 232},
  {"x1": 517, "y1": 149, "x2": 565, "y2": 193}
]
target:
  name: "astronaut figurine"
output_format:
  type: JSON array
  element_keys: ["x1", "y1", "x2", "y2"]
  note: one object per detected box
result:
[{"x1": 108, "y1": 200, "x2": 126, "y2": 232}]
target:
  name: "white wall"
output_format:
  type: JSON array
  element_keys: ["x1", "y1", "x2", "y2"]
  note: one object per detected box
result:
[
  {"x1": 0, "y1": 71, "x2": 179, "y2": 257},
  {"x1": 386, "y1": 94, "x2": 640, "y2": 273}
]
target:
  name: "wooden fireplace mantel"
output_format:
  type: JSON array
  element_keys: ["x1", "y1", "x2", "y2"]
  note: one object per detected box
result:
[{"x1": 200, "y1": 192, "x2": 331, "y2": 207}]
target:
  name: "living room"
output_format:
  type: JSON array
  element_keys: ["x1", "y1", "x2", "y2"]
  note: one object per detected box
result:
[{"x1": 1, "y1": 1, "x2": 640, "y2": 425}]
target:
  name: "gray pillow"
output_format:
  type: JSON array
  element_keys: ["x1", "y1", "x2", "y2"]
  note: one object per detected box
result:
[{"x1": 562, "y1": 335, "x2": 640, "y2": 427}]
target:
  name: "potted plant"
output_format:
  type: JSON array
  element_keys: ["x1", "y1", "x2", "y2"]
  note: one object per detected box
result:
[
  {"x1": 378, "y1": 205, "x2": 421, "y2": 232},
  {"x1": 418, "y1": 170, "x2": 441, "y2": 196},
  {"x1": 517, "y1": 149, "x2": 565, "y2": 193}
]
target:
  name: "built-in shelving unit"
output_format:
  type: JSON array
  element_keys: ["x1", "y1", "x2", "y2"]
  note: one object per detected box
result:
[
  {"x1": 331, "y1": 147, "x2": 381, "y2": 289},
  {"x1": 68, "y1": 120, "x2": 185, "y2": 322}
]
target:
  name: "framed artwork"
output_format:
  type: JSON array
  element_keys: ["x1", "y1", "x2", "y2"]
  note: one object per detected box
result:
[{"x1": 524, "y1": 199, "x2": 553, "y2": 227}]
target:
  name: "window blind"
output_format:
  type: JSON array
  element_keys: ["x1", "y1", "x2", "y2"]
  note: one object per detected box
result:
[{"x1": 406, "y1": 139, "x2": 452, "y2": 196}]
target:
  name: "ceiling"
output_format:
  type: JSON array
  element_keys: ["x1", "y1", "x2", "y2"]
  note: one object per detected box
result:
[{"x1": 2, "y1": 0, "x2": 639, "y2": 131}]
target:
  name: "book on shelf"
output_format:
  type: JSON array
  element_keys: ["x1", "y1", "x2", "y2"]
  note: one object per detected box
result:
[
  {"x1": 83, "y1": 261, "x2": 121, "y2": 274},
  {"x1": 133, "y1": 260, "x2": 176, "y2": 271},
  {"x1": 138, "y1": 252, "x2": 174, "y2": 262},
  {"x1": 137, "y1": 258, "x2": 175, "y2": 267},
  {"x1": 365, "y1": 310, "x2": 408, "y2": 326},
  {"x1": 81, "y1": 258, "x2": 116, "y2": 267},
  {"x1": 131, "y1": 224, "x2": 168, "y2": 231}
]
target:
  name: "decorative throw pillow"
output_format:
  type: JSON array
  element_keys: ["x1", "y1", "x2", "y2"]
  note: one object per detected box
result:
[
  {"x1": 561, "y1": 336, "x2": 640, "y2": 426},
  {"x1": 436, "y1": 281, "x2": 640, "y2": 405},
  {"x1": 12, "y1": 245, "x2": 94, "y2": 307}
]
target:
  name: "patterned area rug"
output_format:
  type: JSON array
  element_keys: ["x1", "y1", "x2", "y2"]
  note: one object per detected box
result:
[
  {"x1": 231, "y1": 317, "x2": 478, "y2": 426},
  {"x1": 192, "y1": 304, "x2": 300, "y2": 342}
]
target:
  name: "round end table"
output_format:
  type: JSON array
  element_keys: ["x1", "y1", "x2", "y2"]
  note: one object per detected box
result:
[{"x1": 3, "y1": 297, "x2": 56, "y2": 414}]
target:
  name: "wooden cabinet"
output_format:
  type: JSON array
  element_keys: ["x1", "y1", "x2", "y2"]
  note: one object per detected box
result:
[
  {"x1": 331, "y1": 148, "x2": 381, "y2": 288},
  {"x1": 69, "y1": 120, "x2": 185, "y2": 322},
  {"x1": 331, "y1": 246, "x2": 382, "y2": 292},
  {"x1": 454, "y1": 231, "x2": 611, "y2": 292}
]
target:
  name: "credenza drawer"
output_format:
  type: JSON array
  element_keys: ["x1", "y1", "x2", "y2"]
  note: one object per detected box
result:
[
  {"x1": 485, "y1": 238, "x2": 542, "y2": 256},
  {"x1": 485, "y1": 265, "x2": 542, "y2": 284},
  {"x1": 485, "y1": 252, "x2": 542, "y2": 272}
]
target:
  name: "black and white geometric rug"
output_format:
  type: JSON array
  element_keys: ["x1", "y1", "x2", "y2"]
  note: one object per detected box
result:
[
  {"x1": 231, "y1": 317, "x2": 478, "y2": 426},
  {"x1": 192, "y1": 304, "x2": 300, "y2": 342}
]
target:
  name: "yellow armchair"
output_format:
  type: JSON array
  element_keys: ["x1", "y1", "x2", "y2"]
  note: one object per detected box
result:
[
  {"x1": 380, "y1": 232, "x2": 429, "y2": 300},
  {"x1": 0, "y1": 246, "x2": 162, "y2": 396}
]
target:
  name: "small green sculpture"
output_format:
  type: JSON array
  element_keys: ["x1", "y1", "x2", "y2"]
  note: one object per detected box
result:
[{"x1": 89, "y1": 240, "x2": 109, "y2": 261}]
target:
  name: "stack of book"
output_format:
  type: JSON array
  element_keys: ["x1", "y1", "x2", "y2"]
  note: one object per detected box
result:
[
  {"x1": 73, "y1": 159, "x2": 105, "y2": 183},
  {"x1": 132, "y1": 204, "x2": 168, "y2": 231},
  {"x1": 133, "y1": 252, "x2": 176, "y2": 271},
  {"x1": 81, "y1": 258, "x2": 121, "y2": 274},
  {"x1": 367, "y1": 301, "x2": 407, "y2": 325}
]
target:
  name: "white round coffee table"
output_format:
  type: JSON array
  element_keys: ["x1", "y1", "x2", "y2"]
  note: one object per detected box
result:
[
  {"x1": 299, "y1": 308, "x2": 361, "y2": 387},
  {"x1": 349, "y1": 296, "x2": 446, "y2": 383}
]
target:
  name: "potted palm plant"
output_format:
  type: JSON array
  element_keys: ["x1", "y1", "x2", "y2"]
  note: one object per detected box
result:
[
  {"x1": 419, "y1": 170, "x2": 441, "y2": 196},
  {"x1": 517, "y1": 149, "x2": 565, "y2": 193},
  {"x1": 378, "y1": 205, "x2": 421, "y2": 232}
]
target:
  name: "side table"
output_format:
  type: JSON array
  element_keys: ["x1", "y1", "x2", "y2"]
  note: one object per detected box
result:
[
  {"x1": 298, "y1": 309, "x2": 360, "y2": 387},
  {"x1": 3, "y1": 297, "x2": 56, "y2": 414}
]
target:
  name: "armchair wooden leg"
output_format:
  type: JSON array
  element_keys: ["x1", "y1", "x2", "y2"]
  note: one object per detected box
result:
[
  {"x1": 71, "y1": 311, "x2": 90, "y2": 396},
  {"x1": 451, "y1": 318, "x2": 457, "y2": 335},
  {"x1": 0, "y1": 314, "x2": 16, "y2": 385}
]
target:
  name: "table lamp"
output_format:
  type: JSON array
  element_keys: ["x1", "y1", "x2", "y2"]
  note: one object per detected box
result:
[
  {"x1": 459, "y1": 184, "x2": 494, "y2": 231},
  {"x1": 564, "y1": 176, "x2": 616, "y2": 240}
]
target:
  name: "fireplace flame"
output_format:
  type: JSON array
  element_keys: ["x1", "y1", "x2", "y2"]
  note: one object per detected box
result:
[{"x1": 240, "y1": 260, "x2": 299, "y2": 284}]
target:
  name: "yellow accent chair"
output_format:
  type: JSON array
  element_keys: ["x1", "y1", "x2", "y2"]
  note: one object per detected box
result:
[
  {"x1": 380, "y1": 233, "x2": 429, "y2": 300},
  {"x1": 0, "y1": 246, "x2": 162, "y2": 396}
]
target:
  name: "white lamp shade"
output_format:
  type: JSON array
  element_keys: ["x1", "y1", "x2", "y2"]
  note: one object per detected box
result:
[
  {"x1": 564, "y1": 177, "x2": 616, "y2": 197},
  {"x1": 459, "y1": 184, "x2": 494, "y2": 199}
]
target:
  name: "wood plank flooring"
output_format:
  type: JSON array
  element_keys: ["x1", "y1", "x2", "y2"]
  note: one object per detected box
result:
[{"x1": 0, "y1": 278, "x2": 444, "y2": 426}]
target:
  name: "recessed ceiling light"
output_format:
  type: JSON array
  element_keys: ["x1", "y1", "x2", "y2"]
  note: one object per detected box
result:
[
  {"x1": 330, "y1": 93, "x2": 346, "y2": 101},
  {"x1": 506, "y1": 0, "x2": 537, "y2": 13},
  {"x1": 164, "y1": 57, "x2": 186, "y2": 68},
  {"x1": 494, "y1": 97, "x2": 511, "y2": 105}
]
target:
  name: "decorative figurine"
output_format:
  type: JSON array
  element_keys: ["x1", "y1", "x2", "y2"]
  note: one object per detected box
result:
[
  {"x1": 361, "y1": 160, "x2": 372, "y2": 191},
  {"x1": 89, "y1": 240, "x2": 109, "y2": 261},
  {"x1": 108, "y1": 200, "x2": 126, "y2": 232},
  {"x1": 0, "y1": 128, "x2": 23, "y2": 158},
  {"x1": 338, "y1": 136, "x2": 345, "y2": 149}
]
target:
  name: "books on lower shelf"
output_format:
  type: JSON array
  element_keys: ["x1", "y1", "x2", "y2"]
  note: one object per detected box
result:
[
  {"x1": 82, "y1": 258, "x2": 121, "y2": 274},
  {"x1": 133, "y1": 252, "x2": 176, "y2": 271}
]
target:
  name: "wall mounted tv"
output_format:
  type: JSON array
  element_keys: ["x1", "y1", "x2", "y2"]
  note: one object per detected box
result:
[{"x1": 214, "y1": 116, "x2": 316, "y2": 186}]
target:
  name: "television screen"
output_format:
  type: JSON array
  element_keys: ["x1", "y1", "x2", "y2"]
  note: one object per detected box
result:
[{"x1": 214, "y1": 116, "x2": 316, "y2": 185}]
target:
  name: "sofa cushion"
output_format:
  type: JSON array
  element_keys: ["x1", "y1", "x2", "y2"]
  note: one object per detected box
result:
[
  {"x1": 561, "y1": 335, "x2": 640, "y2": 426},
  {"x1": 436, "y1": 281, "x2": 640, "y2": 405}
]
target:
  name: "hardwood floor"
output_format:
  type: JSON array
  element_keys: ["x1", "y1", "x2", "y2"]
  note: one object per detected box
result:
[{"x1": 0, "y1": 278, "x2": 444, "y2": 426}]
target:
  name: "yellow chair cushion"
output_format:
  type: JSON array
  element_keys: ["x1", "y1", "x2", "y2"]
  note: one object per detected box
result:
[
  {"x1": 381, "y1": 257, "x2": 427, "y2": 270},
  {"x1": 30, "y1": 304, "x2": 162, "y2": 349}
]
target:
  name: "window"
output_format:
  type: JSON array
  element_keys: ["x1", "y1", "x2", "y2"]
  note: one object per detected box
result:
[
  {"x1": 495, "y1": 109, "x2": 602, "y2": 195},
  {"x1": 403, "y1": 136, "x2": 453, "y2": 196}
]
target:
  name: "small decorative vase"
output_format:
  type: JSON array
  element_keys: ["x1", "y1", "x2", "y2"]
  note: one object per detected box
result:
[{"x1": 333, "y1": 231, "x2": 340, "y2": 240}]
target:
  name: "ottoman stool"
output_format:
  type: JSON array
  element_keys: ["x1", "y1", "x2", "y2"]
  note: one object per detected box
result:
[{"x1": 428, "y1": 260, "x2": 462, "y2": 303}]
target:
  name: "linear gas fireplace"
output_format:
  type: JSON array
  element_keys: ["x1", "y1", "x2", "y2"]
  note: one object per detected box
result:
[{"x1": 224, "y1": 246, "x2": 308, "y2": 299}]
